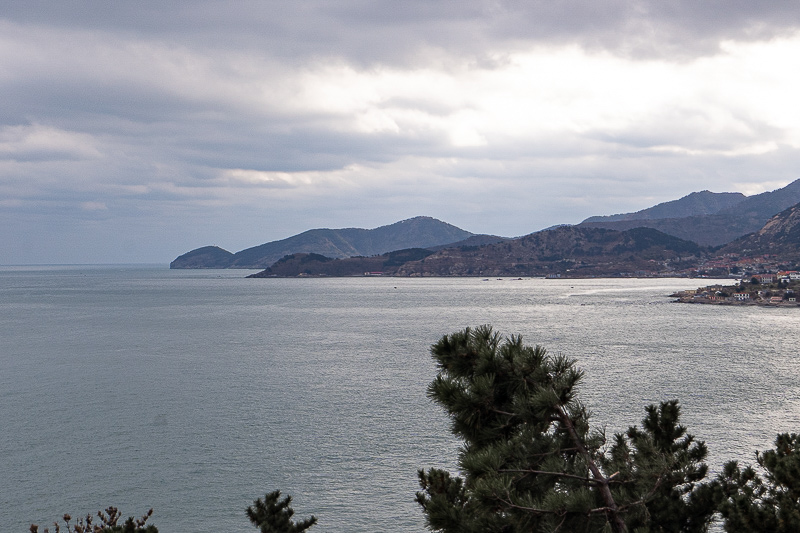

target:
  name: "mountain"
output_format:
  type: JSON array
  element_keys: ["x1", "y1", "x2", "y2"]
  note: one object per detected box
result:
[
  {"x1": 393, "y1": 226, "x2": 706, "y2": 277},
  {"x1": 579, "y1": 213, "x2": 765, "y2": 247},
  {"x1": 579, "y1": 179, "x2": 800, "y2": 246},
  {"x1": 168, "y1": 246, "x2": 235, "y2": 268},
  {"x1": 720, "y1": 202, "x2": 800, "y2": 259},
  {"x1": 427, "y1": 234, "x2": 509, "y2": 251},
  {"x1": 247, "y1": 248, "x2": 436, "y2": 278},
  {"x1": 174, "y1": 180, "x2": 800, "y2": 272},
  {"x1": 248, "y1": 226, "x2": 707, "y2": 278},
  {"x1": 582, "y1": 190, "x2": 746, "y2": 223},
  {"x1": 170, "y1": 216, "x2": 473, "y2": 268}
]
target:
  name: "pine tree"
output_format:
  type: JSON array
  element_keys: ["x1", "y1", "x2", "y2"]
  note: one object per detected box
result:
[
  {"x1": 29, "y1": 507, "x2": 157, "y2": 533},
  {"x1": 246, "y1": 491, "x2": 317, "y2": 533},
  {"x1": 714, "y1": 433, "x2": 800, "y2": 532},
  {"x1": 416, "y1": 326, "x2": 715, "y2": 533},
  {"x1": 603, "y1": 401, "x2": 715, "y2": 532}
]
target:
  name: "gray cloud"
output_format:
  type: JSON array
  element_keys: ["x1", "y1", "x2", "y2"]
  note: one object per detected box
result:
[
  {"x1": 2, "y1": 2, "x2": 800, "y2": 263},
  {"x1": 6, "y1": 1, "x2": 800, "y2": 62}
]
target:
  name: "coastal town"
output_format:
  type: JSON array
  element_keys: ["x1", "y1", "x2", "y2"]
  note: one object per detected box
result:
[{"x1": 672, "y1": 268, "x2": 800, "y2": 306}]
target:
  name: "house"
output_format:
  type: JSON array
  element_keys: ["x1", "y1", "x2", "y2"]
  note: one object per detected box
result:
[{"x1": 733, "y1": 293, "x2": 750, "y2": 301}]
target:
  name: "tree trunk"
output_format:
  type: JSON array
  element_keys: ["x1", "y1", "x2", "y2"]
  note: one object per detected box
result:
[{"x1": 556, "y1": 405, "x2": 628, "y2": 533}]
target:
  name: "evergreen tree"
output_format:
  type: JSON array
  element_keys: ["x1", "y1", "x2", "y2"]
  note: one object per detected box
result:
[
  {"x1": 714, "y1": 433, "x2": 800, "y2": 532},
  {"x1": 29, "y1": 507, "x2": 157, "y2": 533},
  {"x1": 416, "y1": 326, "x2": 715, "y2": 533},
  {"x1": 602, "y1": 401, "x2": 715, "y2": 532},
  {"x1": 246, "y1": 490, "x2": 317, "y2": 533}
]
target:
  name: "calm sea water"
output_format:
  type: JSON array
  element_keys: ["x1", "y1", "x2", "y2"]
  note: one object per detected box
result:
[{"x1": 2, "y1": 266, "x2": 799, "y2": 532}]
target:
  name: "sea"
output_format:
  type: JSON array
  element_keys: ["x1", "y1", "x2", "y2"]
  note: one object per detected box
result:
[{"x1": 1, "y1": 265, "x2": 799, "y2": 532}]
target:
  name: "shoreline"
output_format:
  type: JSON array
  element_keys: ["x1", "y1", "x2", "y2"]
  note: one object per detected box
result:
[{"x1": 670, "y1": 277, "x2": 800, "y2": 307}]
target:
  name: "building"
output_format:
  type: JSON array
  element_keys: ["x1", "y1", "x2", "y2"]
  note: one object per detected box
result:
[{"x1": 755, "y1": 274, "x2": 775, "y2": 284}]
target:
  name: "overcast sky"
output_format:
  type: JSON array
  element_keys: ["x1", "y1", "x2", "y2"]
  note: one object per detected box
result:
[{"x1": 3, "y1": 1, "x2": 800, "y2": 264}]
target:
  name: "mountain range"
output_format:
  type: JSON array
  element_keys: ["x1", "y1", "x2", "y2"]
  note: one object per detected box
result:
[
  {"x1": 719, "y1": 202, "x2": 800, "y2": 260},
  {"x1": 170, "y1": 216, "x2": 476, "y2": 269},
  {"x1": 581, "y1": 190, "x2": 746, "y2": 223},
  {"x1": 249, "y1": 226, "x2": 705, "y2": 278},
  {"x1": 173, "y1": 179, "x2": 800, "y2": 276},
  {"x1": 578, "y1": 179, "x2": 800, "y2": 246}
]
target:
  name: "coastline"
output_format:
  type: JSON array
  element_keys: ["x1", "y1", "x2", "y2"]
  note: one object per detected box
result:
[{"x1": 670, "y1": 277, "x2": 800, "y2": 306}]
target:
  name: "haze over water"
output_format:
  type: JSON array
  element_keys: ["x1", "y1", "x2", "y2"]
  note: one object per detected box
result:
[{"x1": 2, "y1": 266, "x2": 798, "y2": 532}]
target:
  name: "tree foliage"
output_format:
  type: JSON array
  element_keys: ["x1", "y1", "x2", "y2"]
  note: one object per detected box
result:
[
  {"x1": 246, "y1": 490, "x2": 317, "y2": 533},
  {"x1": 715, "y1": 433, "x2": 800, "y2": 532},
  {"x1": 602, "y1": 402, "x2": 715, "y2": 532},
  {"x1": 416, "y1": 326, "x2": 715, "y2": 533},
  {"x1": 29, "y1": 507, "x2": 157, "y2": 533}
]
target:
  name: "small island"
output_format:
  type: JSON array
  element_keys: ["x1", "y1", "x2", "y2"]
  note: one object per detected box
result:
[{"x1": 672, "y1": 272, "x2": 800, "y2": 306}]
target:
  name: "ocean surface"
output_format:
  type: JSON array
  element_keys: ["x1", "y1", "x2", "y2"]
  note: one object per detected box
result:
[{"x1": 2, "y1": 266, "x2": 799, "y2": 532}]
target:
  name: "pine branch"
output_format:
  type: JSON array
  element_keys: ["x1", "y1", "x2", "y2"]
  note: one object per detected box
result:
[
  {"x1": 497, "y1": 491, "x2": 564, "y2": 516},
  {"x1": 498, "y1": 468, "x2": 602, "y2": 485}
]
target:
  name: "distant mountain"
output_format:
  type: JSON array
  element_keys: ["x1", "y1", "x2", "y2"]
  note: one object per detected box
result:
[
  {"x1": 720, "y1": 202, "x2": 800, "y2": 259},
  {"x1": 579, "y1": 213, "x2": 764, "y2": 247},
  {"x1": 427, "y1": 234, "x2": 509, "y2": 251},
  {"x1": 579, "y1": 179, "x2": 800, "y2": 246},
  {"x1": 393, "y1": 226, "x2": 706, "y2": 277},
  {"x1": 582, "y1": 190, "x2": 745, "y2": 223},
  {"x1": 170, "y1": 216, "x2": 473, "y2": 268},
  {"x1": 247, "y1": 248, "x2": 435, "y2": 278},
  {"x1": 168, "y1": 246, "x2": 234, "y2": 268},
  {"x1": 718, "y1": 179, "x2": 800, "y2": 219},
  {"x1": 248, "y1": 226, "x2": 707, "y2": 278},
  {"x1": 173, "y1": 180, "x2": 800, "y2": 272}
]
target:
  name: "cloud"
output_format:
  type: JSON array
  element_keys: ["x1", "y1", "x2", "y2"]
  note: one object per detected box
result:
[
  {"x1": 6, "y1": 1, "x2": 800, "y2": 64},
  {"x1": 0, "y1": 124, "x2": 101, "y2": 162},
  {"x1": 80, "y1": 201, "x2": 108, "y2": 211},
  {"x1": 2, "y1": 2, "x2": 800, "y2": 263}
]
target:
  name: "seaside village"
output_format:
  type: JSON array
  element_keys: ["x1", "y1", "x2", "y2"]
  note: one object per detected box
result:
[{"x1": 673, "y1": 267, "x2": 800, "y2": 305}]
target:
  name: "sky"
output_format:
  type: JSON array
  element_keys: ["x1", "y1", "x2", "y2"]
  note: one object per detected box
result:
[{"x1": 3, "y1": 1, "x2": 800, "y2": 264}]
